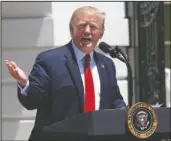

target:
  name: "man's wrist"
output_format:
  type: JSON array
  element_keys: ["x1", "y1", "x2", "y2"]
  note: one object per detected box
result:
[
  {"x1": 18, "y1": 80, "x2": 29, "y2": 96},
  {"x1": 17, "y1": 80, "x2": 27, "y2": 88}
]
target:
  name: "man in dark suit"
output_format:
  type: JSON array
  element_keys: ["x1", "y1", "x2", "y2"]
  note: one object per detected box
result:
[{"x1": 6, "y1": 6, "x2": 126, "y2": 140}]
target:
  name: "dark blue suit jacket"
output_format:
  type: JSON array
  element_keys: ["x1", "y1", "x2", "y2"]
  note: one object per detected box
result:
[{"x1": 18, "y1": 41, "x2": 126, "y2": 140}]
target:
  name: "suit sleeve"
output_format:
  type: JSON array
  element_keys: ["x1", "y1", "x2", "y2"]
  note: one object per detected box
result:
[{"x1": 17, "y1": 54, "x2": 51, "y2": 110}]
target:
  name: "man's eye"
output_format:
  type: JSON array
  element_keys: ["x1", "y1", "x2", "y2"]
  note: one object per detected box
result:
[
  {"x1": 77, "y1": 24, "x2": 98, "y2": 30},
  {"x1": 90, "y1": 25, "x2": 98, "y2": 30},
  {"x1": 78, "y1": 24, "x2": 86, "y2": 28}
]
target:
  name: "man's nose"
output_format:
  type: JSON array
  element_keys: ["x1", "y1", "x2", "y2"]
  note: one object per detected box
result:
[{"x1": 84, "y1": 25, "x2": 91, "y2": 33}]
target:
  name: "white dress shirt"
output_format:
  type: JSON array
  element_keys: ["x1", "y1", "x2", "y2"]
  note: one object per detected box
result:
[
  {"x1": 72, "y1": 41, "x2": 101, "y2": 110},
  {"x1": 19, "y1": 40, "x2": 101, "y2": 110}
]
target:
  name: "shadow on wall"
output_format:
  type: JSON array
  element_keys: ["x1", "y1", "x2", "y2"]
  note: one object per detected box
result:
[{"x1": 2, "y1": 18, "x2": 54, "y2": 48}]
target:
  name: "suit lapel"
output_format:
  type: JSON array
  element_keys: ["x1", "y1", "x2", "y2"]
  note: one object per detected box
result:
[
  {"x1": 64, "y1": 42, "x2": 84, "y2": 111},
  {"x1": 94, "y1": 52, "x2": 108, "y2": 109},
  {"x1": 64, "y1": 43, "x2": 109, "y2": 111}
]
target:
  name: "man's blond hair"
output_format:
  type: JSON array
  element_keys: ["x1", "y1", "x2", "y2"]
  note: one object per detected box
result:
[{"x1": 69, "y1": 6, "x2": 105, "y2": 31}]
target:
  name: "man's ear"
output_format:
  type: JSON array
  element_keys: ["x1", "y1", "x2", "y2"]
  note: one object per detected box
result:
[
  {"x1": 69, "y1": 24, "x2": 73, "y2": 33},
  {"x1": 99, "y1": 32, "x2": 104, "y2": 39},
  {"x1": 69, "y1": 24, "x2": 74, "y2": 38}
]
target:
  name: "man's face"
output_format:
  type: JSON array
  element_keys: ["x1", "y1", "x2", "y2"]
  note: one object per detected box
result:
[{"x1": 70, "y1": 12, "x2": 104, "y2": 54}]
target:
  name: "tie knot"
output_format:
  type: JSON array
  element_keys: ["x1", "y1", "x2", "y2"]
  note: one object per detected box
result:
[
  {"x1": 85, "y1": 53, "x2": 91, "y2": 62},
  {"x1": 84, "y1": 54, "x2": 91, "y2": 67}
]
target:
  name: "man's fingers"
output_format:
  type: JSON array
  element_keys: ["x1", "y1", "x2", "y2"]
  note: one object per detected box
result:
[
  {"x1": 10, "y1": 61, "x2": 17, "y2": 69},
  {"x1": 5, "y1": 60, "x2": 14, "y2": 70},
  {"x1": 9, "y1": 64, "x2": 15, "y2": 71},
  {"x1": 5, "y1": 60, "x2": 17, "y2": 69},
  {"x1": 5, "y1": 60, "x2": 25, "y2": 82},
  {"x1": 6, "y1": 63, "x2": 18, "y2": 79},
  {"x1": 9, "y1": 65, "x2": 16, "y2": 75},
  {"x1": 6, "y1": 63, "x2": 14, "y2": 72},
  {"x1": 5, "y1": 60, "x2": 9, "y2": 63},
  {"x1": 5, "y1": 60, "x2": 17, "y2": 73},
  {"x1": 14, "y1": 69, "x2": 21, "y2": 80}
]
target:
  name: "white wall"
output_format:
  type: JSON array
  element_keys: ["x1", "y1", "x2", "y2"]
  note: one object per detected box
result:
[
  {"x1": 52, "y1": 2, "x2": 129, "y2": 46},
  {"x1": 1, "y1": 2, "x2": 54, "y2": 140}
]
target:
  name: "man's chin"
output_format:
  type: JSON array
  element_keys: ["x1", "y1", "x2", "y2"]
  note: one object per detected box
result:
[
  {"x1": 82, "y1": 42, "x2": 94, "y2": 48},
  {"x1": 82, "y1": 47, "x2": 94, "y2": 54},
  {"x1": 78, "y1": 43, "x2": 95, "y2": 53}
]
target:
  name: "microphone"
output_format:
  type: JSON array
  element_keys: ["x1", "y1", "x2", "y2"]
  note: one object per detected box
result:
[
  {"x1": 99, "y1": 42, "x2": 113, "y2": 53},
  {"x1": 99, "y1": 41, "x2": 133, "y2": 107},
  {"x1": 99, "y1": 42, "x2": 125, "y2": 62}
]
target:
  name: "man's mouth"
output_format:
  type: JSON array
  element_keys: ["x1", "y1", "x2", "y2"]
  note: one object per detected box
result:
[{"x1": 81, "y1": 37, "x2": 92, "y2": 44}]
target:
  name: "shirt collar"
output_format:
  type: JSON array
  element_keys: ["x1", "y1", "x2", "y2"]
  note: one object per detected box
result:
[{"x1": 71, "y1": 40, "x2": 94, "y2": 62}]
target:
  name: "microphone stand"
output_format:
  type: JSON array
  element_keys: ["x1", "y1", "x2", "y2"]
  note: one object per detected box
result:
[{"x1": 109, "y1": 47, "x2": 133, "y2": 108}]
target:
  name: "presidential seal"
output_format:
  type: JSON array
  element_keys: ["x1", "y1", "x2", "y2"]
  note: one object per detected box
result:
[{"x1": 127, "y1": 102, "x2": 158, "y2": 139}]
